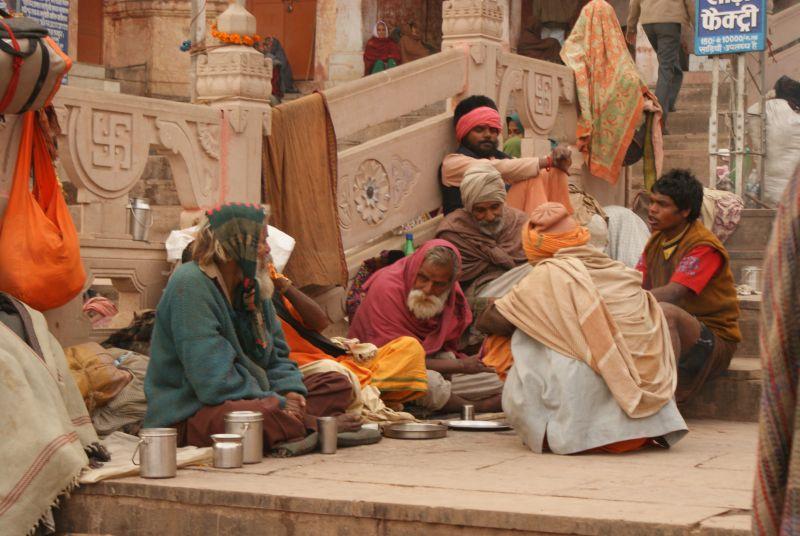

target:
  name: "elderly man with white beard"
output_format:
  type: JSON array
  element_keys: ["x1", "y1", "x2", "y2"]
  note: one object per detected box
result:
[
  {"x1": 436, "y1": 161, "x2": 529, "y2": 303},
  {"x1": 144, "y1": 203, "x2": 360, "y2": 452},
  {"x1": 348, "y1": 239, "x2": 504, "y2": 413}
]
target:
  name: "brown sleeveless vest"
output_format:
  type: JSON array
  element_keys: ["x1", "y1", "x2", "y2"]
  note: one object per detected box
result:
[{"x1": 644, "y1": 220, "x2": 741, "y2": 343}]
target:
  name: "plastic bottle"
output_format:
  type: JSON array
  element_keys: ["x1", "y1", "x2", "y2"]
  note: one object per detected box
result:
[{"x1": 403, "y1": 233, "x2": 415, "y2": 256}]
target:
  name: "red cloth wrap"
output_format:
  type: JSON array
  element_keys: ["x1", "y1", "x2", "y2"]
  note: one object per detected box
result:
[
  {"x1": 347, "y1": 239, "x2": 472, "y2": 355},
  {"x1": 455, "y1": 107, "x2": 503, "y2": 142}
]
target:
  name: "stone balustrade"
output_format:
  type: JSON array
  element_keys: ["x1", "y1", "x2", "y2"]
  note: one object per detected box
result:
[
  {"x1": 326, "y1": 0, "x2": 577, "y2": 265},
  {"x1": 0, "y1": 0, "x2": 578, "y2": 344}
]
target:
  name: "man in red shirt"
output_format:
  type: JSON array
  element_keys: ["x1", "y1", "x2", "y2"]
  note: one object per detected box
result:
[{"x1": 637, "y1": 170, "x2": 741, "y2": 402}]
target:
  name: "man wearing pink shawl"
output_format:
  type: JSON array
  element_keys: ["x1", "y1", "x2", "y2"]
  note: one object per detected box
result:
[{"x1": 349, "y1": 239, "x2": 503, "y2": 413}]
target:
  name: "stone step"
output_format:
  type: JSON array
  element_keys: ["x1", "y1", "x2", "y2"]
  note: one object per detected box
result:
[
  {"x1": 54, "y1": 419, "x2": 755, "y2": 536},
  {"x1": 724, "y1": 208, "x2": 776, "y2": 251},
  {"x1": 662, "y1": 133, "x2": 732, "y2": 152},
  {"x1": 673, "y1": 84, "x2": 731, "y2": 111},
  {"x1": 656, "y1": 149, "x2": 713, "y2": 184},
  {"x1": 667, "y1": 111, "x2": 728, "y2": 137},
  {"x1": 680, "y1": 357, "x2": 761, "y2": 422}
]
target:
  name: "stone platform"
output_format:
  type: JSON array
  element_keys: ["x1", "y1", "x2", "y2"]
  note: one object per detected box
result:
[{"x1": 57, "y1": 419, "x2": 756, "y2": 535}]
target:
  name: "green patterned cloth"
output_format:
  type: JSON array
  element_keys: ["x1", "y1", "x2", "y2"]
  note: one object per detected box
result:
[
  {"x1": 560, "y1": 0, "x2": 648, "y2": 184},
  {"x1": 206, "y1": 203, "x2": 268, "y2": 351}
]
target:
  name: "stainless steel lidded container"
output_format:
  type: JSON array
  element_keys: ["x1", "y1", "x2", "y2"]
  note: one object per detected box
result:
[
  {"x1": 211, "y1": 434, "x2": 244, "y2": 468},
  {"x1": 224, "y1": 410, "x2": 263, "y2": 464},
  {"x1": 132, "y1": 428, "x2": 177, "y2": 478},
  {"x1": 741, "y1": 266, "x2": 763, "y2": 293}
]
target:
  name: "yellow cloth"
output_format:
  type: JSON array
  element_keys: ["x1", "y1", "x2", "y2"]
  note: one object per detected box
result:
[
  {"x1": 64, "y1": 342, "x2": 133, "y2": 413},
  {"x1": 522, "y1": 225, "x2": 591, "y2": 263},
  {"x1": 298, "y1": 360, "x2": 416, "y2": 423},
  {"x1": 495, "y1": 245, "x2": 676, "y2": 418}
]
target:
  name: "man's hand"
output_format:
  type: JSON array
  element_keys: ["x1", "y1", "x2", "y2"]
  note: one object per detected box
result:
[
  {"x1": 284, "y1": 392, "x2": 307, "y2": 420},
  {"x1": 460, "y1": 356, "x2": 496, "y2": 374},
  {"x1": 551, "y1": 145, "x2": 572, "y2": 173},
  {"x1": 626, "y1": 30, "x2": 636, "y2": 45}
]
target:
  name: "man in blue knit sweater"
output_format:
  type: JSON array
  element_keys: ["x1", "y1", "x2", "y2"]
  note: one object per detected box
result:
[{"x1": 144, "y1": 203, "x2": 360, "y2": 450}]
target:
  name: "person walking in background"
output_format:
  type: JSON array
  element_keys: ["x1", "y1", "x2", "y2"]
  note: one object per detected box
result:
[{"x1": 626, "y1": 0, "x2": 694, "y2": 128}]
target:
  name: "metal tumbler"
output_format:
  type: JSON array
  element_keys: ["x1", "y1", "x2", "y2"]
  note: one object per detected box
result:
[
  {"x1": 317, "y1": 416, "x2": 338, "y2": 454},
  {"x1": 461, "y1": 404, "x2": 475, "y2": 421},
  {"x1": 132, "y1": 428, "x2": 177, "y2": 478},
  {"x1": 211, "y1": 434, "x2": 244, "y2": 469},
  {"x1": 224, "y1": 410, "x2": 264, "y2": 464}
]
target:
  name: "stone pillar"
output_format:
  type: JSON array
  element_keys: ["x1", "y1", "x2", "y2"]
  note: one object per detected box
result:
[
  {"x1": 314, "y1": 0, "x2": 364, "y2": 87},
  {"x1": 196, "y1": 0, "x2": 272, "y2": 208},
  {"x1": 441, "y1": 0, "x2": 505, "y2": 102},
  {"x1": 104, "y1": 0, "x2": 228, "y2": 99}
]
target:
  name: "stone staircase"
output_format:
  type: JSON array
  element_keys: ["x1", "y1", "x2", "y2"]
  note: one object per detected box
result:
[{"x1": 631, "y1": 71, "x2": 731, "y2": 189}]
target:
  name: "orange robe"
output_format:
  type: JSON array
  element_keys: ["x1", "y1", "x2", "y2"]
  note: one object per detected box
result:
[{"x1": 280, "y1": 299, "x2": 427, "y2": 404}]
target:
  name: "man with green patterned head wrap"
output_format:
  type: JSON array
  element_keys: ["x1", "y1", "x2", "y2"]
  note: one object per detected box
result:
[{"x1": 144, "y1": 202, "x2": 360, "y2": 453}]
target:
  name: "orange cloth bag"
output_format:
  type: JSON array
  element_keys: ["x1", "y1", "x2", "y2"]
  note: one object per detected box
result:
[{"x1": 0, "y1": 112, "x2": 85, "y2": 310}]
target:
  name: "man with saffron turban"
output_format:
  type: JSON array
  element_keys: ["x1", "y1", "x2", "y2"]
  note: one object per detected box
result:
[
  {"x1": 349, "y1": 240, "x2": 504, "y2": 413},
  {"x1": 439, "y1": 95, "x2": 574, "y2": 215},
  {"x1": 476, "y1": 202, "x2": 687, "y2": 454},
  {"x1": 436, "y1": 161, "x2": 529, "y2": 298},
  {"x1": 144, "y1": 203, "x2": 360, "y2": 454}
]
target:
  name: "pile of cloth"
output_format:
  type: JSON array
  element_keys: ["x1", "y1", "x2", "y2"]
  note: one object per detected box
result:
[{"x1": 0, "y1": 292, "x2": 108, "y2": 535}]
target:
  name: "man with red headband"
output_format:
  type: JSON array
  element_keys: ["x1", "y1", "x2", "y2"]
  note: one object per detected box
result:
[{"x1": 439, "y1": 95, "x2": 574, "y2": 215}]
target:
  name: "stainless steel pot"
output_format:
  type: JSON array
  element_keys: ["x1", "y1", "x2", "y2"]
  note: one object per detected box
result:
[
  {"x1": 742, "y1": 266, "x2": 763, "y2": 293},
  {"x1": 211, "y1": 433, "x2": 244, "y2": 468},
  {"x1": 224, "y1": 410, "x2": 263, "y2": 464},
  {"x1": 132, "y1": 428, "x2": 177, "y2": 478}
]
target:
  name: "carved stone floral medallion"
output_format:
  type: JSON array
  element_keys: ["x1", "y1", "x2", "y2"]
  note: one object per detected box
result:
[{"x1": 353, "y1": 159, "x2": 391, "y2": 225}]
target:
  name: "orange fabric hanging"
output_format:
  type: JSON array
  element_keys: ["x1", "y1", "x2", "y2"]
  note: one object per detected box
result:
[{"x1": 0, "y1": 112, "x2": 86, "y2": 310}]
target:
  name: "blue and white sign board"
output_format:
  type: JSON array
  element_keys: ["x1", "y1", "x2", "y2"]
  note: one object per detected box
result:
[
  {"x1": 18, "y1": 0, "x2": 69, "y2": 54},
  {"x1": 695, "y1": 0, "x2": 766, "y2": 55}
]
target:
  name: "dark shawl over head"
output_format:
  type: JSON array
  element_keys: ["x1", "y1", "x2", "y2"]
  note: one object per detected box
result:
[{"x1": 436, "y1": 205, "x2": 529, "y2": 291}]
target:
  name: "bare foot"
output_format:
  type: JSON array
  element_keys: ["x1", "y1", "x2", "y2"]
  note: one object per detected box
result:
[
  {"x1": 335, "y1": 413, "x2": 363, "y2": 433},
  {"x1": 474, "y1": 394, "x2": 503, "y2": 413}
]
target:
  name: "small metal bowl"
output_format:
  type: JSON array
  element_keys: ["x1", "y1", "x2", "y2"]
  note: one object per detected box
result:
[{"x1": 383, "y1": 422, "x2": 448, "y2": 440}]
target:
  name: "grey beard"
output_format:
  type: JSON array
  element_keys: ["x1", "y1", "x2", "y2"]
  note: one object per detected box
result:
[
  {"x1": 477, "y1": 217, "x2": 504, "y2": 237},
  {"x1": 255, "y1": 262, "x2": 275, "y2": 301}
]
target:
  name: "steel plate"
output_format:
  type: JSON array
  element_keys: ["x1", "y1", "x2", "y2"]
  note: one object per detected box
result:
[
  {"x1": 446, "y1": 420, "x2": 512, "y2": 431},
  {"x1": 383, "y1": 422, "x2": 448, "y2": 440}
]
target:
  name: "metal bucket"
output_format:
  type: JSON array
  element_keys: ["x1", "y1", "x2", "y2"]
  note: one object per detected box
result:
[
  {"x1": 132, "y1": 428, "x2": 177, "y2": 478},
  {"x1": 128, "y1": 198, "x2": 153, "y2": 242},
  {"x1": 742, "y1": 266, "x2": 763, "y2": 293},
  {"x1": 224, "y1": 410, "x2": 263, "y2": 464}
]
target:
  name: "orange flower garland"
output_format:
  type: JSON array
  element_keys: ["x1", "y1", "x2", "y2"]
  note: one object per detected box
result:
[{"x1": 210, "y1": 23, "x2": 261, "y2": 47}]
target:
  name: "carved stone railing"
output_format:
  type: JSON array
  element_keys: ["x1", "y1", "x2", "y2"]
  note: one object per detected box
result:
[
  {"x1": 326, "y1": 0, "x2": 577, "y2": 264},
  {"x1": 325, "y1": 49, "x2": 468, "y2": 140}
]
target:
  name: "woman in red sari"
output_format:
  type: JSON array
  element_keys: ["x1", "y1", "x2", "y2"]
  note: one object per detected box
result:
[{"x1": 363, "y1": 20, "x2": 401, "y2": 76}]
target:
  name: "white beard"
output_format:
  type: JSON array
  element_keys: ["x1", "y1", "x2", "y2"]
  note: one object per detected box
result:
[
  {"x1": 255, "y1": 263, "x2": 275, "y2": 301},
  {"x1": 477, "y1": 216, "x2": 504, "y2": 237},
  {"x1": 406, "y1": 289, "x2": 449, "y2": 320}
]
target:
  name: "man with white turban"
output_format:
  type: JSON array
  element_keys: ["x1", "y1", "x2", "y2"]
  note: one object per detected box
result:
[{"x1": 436, "y1": 160, "x2": 529, "y2": 297}]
